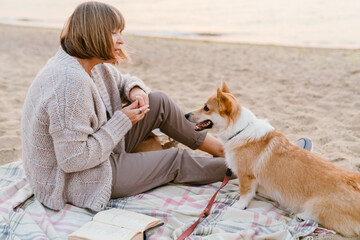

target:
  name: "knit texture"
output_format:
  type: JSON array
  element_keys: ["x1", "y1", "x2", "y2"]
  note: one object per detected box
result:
[{"x1": 21, "y1": 47, "x2": 151, "y2": 212}]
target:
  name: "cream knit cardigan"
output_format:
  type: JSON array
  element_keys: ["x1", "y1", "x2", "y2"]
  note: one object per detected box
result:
[{"x1": 22, "y1": 47, "x2": 150, "y2": 212}]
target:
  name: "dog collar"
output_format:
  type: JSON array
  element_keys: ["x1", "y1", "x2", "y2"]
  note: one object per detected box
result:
[{"x1": 227, "y1": 123, "x2": 250, "y2": 142}]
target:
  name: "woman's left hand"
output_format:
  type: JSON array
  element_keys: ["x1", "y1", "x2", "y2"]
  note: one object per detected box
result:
[{"x1": 129, "y1": 87, "x2": 149, "y2": 108}]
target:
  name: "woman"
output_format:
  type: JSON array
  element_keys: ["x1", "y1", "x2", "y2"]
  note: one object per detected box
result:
[{"x1": 21, "y1": 1, "x2": 227, "y2": 212}]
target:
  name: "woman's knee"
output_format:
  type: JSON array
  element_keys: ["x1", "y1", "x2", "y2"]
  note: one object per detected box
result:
[{"x1": 149, "y1": 91, "x2": 171, "y2": 107}]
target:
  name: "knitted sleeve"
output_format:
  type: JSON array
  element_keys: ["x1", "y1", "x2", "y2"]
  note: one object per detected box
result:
[
  {"x1": 105, "y1": 64, "x2": 151, "y2": 101},
  {"x1": 120, "y1": 73, "x2": 151, "y2": 100},
  {"x1": 49, "y1": 71, "x2": 132, "y2": 173}
]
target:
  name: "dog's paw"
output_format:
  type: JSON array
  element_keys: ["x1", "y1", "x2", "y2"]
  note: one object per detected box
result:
[
  {"x1": 162, "y1": 138, "x2": 178, "y2": 149},
  {"x1": 232, "y1": 199, "x2": 249, "y2": 210},
  {"x1": 296, "y1": 212, "x2": 315, "y2": 222}
]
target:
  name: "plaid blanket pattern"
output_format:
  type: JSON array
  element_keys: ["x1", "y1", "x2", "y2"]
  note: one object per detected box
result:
[{"x1": 0, "y1": 161, "x2": 335, "y2": 239}]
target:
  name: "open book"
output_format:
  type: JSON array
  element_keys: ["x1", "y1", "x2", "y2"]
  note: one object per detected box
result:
[{"x1": 68, "y1": 208, "x2": 163, "y2": 240}]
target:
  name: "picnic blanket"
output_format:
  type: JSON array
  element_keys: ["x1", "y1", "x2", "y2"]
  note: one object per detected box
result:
[{"x1": 0, "y1": 161, "x2": 335, "y2": 240}]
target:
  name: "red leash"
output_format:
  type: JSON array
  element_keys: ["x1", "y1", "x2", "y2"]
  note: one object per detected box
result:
[{"x1": 177, "y1": 168, "x2": 233, "y2": 240}]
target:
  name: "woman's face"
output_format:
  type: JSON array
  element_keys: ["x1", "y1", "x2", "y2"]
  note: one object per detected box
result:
[{"x1": 112, "y1": 29, "x2": 124, "y2": 56}]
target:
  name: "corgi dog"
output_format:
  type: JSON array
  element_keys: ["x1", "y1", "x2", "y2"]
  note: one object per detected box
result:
[{"x1": 185, "y1": 81, "x2": 360, "y2": 237}]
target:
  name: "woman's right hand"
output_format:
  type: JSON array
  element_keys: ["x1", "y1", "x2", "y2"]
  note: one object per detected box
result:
[{"x1": 121, "y1": 99, "x2": 150, "y2": 125}]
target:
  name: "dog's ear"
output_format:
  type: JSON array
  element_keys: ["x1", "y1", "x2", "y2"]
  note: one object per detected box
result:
[
  {"x1": 217, "y1": 88, "x2": 232, "y2": 115},
  {"x1": 220, "y1": 80, "x2": 231, "y2": 93}
]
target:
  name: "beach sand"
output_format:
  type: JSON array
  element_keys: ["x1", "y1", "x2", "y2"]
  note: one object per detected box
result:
[{"x1": 0, "y1": 24, "x2": 359, "y2": 239}]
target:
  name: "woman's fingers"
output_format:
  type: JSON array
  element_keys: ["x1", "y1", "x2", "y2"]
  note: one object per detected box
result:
[
  {"x1": 129, "y1": 87, "x2": 149, "y2": 107},
  {"x1": 136, "y1": 96, "x2": 145, "y2": 108},
  {"x1": 138, "y1": 105, "x2": 150, "y2": 116},
  {"x1": 121, "y1": 103, "x2": 150, "y2": 125},
  {"x1": 136, "y1": 105, "x2": 150, "y2": 119},
  {"x1": 128, "y1": 99, "x2": 139, "y2": 109},
  {"x1": 131, "y1": 106, "x2": 149, "y2": 125}
]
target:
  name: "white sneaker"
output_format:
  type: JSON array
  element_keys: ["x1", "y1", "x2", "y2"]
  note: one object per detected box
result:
[{"x1": 296, "y1": 138, "x2": 314, "y2": 152}]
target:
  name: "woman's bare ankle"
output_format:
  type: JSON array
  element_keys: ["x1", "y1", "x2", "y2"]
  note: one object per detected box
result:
[{"x1": 198, "y1": 133, "x2": 225, "y2": 157}]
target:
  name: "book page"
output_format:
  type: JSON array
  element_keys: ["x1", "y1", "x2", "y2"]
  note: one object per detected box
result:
[
  {"x1": 68, "y1": 221, "x2": 142, "y2": 240},
  {"x1": 93, "y1": 209, "x2": 161, "y2": 232}
]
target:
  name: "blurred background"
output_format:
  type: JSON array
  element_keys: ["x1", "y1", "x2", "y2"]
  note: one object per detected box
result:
[{"x1": 0, "y1": 0, "x2": 359, "y2": 49}]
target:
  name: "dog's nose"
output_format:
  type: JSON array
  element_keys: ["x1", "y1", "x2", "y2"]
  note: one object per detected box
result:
[{"x1": 185, "y1": 112, "x2": 191, "y2": 119}]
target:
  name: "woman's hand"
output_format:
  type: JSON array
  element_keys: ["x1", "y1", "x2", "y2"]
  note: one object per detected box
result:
[
  {"x1": 129, "y1": 87, "x2": 149, "y2": 108},
  {"x1": 121, "y1": 99, "x2": 150, "y2": 125}
]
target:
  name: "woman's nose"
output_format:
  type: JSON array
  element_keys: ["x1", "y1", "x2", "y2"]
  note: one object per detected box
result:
[{"x1": 117, "y1": 35, "x2": 124, "y2": 44}]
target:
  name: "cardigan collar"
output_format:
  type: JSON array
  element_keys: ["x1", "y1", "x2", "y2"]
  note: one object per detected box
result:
[
  {"x1": 54, "y1": 47, "x2": 113, "y2": 117},
  {"x1": 54, "y1": 47, "x2": 84, "y2": 70}
]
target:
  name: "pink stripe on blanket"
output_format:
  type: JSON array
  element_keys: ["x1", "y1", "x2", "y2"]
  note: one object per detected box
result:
[{"x1": 147, "y1": 192, "x2": 205, "y2": 209}]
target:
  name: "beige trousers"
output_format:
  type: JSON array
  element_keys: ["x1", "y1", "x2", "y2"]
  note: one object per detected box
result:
[{"x1": 110, "y1": 91, "x2": 227, "y2": 198}]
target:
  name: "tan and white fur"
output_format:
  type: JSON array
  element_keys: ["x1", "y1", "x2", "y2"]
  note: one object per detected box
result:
[
  {"x1": 186, "y1": 81, "x2": 360, "y2": 237},
  {"x1": 133, "y1": 132, "x2": 178, "y2": 153}
]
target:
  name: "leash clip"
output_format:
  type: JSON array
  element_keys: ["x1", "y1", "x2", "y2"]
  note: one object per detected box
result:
[{"x1": 226, "y1": 168, "x2": 232, "y2": 177}]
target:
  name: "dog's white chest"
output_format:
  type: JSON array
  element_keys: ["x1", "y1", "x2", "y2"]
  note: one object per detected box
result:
[{"x1": 224, "y1": 148, "x2": 238, "y2": 175}]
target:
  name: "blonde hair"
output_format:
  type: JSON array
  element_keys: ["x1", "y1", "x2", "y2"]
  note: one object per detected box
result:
[{"x1": 60, "y1": 1, "x2": 128, "y2": 61}]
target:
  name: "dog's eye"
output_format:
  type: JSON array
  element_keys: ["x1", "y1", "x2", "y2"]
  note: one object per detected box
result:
[{"x1": 203, "y1": 105, "x2": 209, "y2": 111}]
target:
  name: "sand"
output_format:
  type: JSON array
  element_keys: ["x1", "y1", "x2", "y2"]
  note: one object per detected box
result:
[{"x1": 0, "y1": 24, "x2": 359, "y2": 239}]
